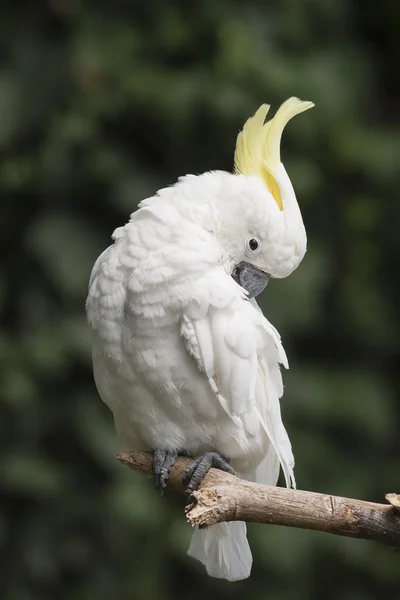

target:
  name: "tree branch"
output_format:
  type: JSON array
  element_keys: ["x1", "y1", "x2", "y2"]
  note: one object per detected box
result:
[{"x1": 117, "y1": 450, "x2": 400, "y2": 548}]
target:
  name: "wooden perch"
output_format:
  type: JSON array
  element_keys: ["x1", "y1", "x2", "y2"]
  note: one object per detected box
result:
[{"x1": 117, "y1": 450, "x2": 400, "y2": 548}]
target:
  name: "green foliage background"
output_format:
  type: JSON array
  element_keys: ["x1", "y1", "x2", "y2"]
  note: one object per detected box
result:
[{"x1": 1, "y1": 1, "x2": 399, "y2": 599}]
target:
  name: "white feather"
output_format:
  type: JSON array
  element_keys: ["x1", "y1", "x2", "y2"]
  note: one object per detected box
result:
[{"x1": 188, "y1": 523, "x2": 252, "y2": 582}]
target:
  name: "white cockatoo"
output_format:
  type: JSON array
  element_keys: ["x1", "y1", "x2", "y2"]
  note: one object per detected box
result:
[{"x1": 86, "y1": 97, "x2": 314, "y2": 582}]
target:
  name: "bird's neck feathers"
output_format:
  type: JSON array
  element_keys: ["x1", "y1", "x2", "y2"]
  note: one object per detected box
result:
[{"x1": 138, "y1": 171, "x2": 238, "y2": 234}]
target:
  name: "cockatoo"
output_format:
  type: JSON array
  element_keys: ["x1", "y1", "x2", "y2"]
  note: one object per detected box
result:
[{"x1": 86, "y1": 97, "x2": 314, "y2": 582}]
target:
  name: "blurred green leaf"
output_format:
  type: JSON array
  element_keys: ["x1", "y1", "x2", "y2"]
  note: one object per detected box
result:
[{"x1": 0, "y1": 454, "x2": 65, "y2": 498}]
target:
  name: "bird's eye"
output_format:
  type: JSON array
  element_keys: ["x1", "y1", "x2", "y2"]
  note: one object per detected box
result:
[
  {"x1": 249, "y1": 238, "x2": 259, "y2": 251},
  {"x1": 245, "y1": 237, "x2": 261, "y2": 254}
]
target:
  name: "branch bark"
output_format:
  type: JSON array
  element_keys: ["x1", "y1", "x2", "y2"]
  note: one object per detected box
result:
[{"x1": 117, "y1": 450, "x2": 400, "y2": 548}]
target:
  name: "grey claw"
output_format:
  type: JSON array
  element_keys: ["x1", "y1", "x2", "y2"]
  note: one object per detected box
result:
[
  {"x1": 182, "y1": 451, "x2": 234, "y2": 495},
  {"x1": 153, "y1": 449, "x2": 178, "y2": 494}
]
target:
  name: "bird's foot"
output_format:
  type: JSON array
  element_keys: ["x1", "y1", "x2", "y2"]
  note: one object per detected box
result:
[
  {"x1": 182, "y1": 451, "x2": 234, "y2": 496},
  {"x1": 153, "y1": 449, "x2": 178, "y2": 493},
  {"x1": 153, "y1": 449, "x2": 193, "y2": 494}
]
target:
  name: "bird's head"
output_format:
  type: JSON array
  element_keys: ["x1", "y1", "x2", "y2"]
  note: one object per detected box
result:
[
  {"x1": 136, "y1": 97, "x2": 314, "y2": 299},
  {"x1": 214, "y1": 97, "x2": 314, "y2": 297}
]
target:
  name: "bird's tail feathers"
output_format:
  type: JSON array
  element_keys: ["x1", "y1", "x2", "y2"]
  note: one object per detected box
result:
[{"x1": 187, "y1": 521, "x2": 252, "y2": 582}]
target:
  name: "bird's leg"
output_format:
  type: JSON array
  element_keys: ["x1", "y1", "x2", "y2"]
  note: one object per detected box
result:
[
  {"x1": 153, "y1": 449, "x2": 193, "y2": 494},
  {"x1": 182, "y1": 451, "x2": 234, "y2": 496}
]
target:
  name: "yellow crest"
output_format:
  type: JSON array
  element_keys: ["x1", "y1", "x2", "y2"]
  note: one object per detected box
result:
[{"x1": 234, "y1": 97, "x2": 314, "y2": 210}]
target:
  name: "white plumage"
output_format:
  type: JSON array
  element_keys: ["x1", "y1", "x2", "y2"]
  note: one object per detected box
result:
[{"x1": 86, "y1": 99, "x2": 313, "y2": 581}]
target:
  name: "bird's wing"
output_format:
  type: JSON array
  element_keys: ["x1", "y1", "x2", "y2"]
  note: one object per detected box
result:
[
  {"x1": 181, "y1": 270, "x2": 295, "y2": 486},
  {"x1": 255, "y1": 321, "x2": 295, "y2": 488},
  {"x1": 249, "y1": 297, "x2": 295, "y2": 487},
  {"x1": 86, "y1": 245, "x2": 128, "y2": 360}
]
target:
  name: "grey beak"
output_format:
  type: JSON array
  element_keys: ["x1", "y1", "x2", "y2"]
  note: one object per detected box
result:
[{"x1": 231, "y1": 261, "x2": 270, "y2": 298}]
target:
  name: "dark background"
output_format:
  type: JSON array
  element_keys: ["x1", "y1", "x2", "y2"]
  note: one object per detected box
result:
[{"x1": 1, "y1": 1, "x2": 399, "y2": 599}]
